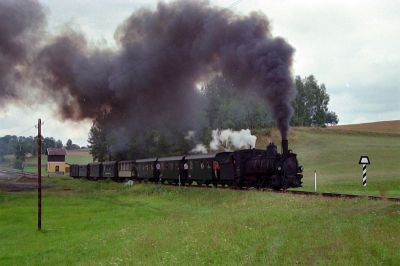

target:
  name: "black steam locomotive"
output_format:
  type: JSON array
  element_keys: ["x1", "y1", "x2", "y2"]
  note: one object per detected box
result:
[{"x1": 70, "y1": 140, "x2": 303, "y2": 190}]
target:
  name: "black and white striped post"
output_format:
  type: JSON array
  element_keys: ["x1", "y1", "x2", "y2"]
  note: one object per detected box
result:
[
  {"x1": 359, "y1": 156, "x2": 370, "y2": 192},
  {"x1": 362, "y1": 164, "x2": 367, "y2": 190}
]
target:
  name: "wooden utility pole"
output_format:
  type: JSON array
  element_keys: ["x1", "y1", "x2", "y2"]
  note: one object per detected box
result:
[{"x1": 37, "y1": 118, "x2": 42, "y2": 231}]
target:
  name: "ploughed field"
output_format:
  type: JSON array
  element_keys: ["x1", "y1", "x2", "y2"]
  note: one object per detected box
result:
[{"x1": 1, "y1": 179, "x2": 399, "y2": 265}]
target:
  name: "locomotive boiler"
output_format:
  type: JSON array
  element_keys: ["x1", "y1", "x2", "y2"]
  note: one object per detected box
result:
[{"x1": 229, "y1": 140, "x2": 303, "y2": 190}]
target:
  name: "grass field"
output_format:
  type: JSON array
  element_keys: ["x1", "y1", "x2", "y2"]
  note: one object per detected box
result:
[
  {"x1": 1, "y1": 179, "x2": 399, "y2": 265},
  {"x1": 256, "y1": 122, "x2": 400, "y2": 197},
  {"x1": 1, "y1": 122, "x2": 399, "y2": 264}
]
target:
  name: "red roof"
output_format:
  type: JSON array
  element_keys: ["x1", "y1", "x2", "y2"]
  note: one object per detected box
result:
[{"x1": 46, "y1": 148, "x2": 66, "y2": 156}]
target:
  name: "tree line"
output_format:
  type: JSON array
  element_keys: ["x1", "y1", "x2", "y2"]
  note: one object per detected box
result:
[{"x1": 88, "y1": 74, "x2": 338, "y2": 161}]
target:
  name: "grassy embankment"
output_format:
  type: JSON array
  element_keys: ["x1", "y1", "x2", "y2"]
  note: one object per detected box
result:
[{"x1": 1, "y1": 180, "x2": 399, "y2": 265}]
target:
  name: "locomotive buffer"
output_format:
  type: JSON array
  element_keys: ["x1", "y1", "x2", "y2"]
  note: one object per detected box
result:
[{"x1": 359, "y1": 156, "x2": 370, "y2": 192}]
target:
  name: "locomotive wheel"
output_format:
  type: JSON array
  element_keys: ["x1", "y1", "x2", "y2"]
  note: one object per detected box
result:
[
  {"x1": 256, "y1": 178, "x2": 262, "y2": 189},
  {"x1": 272, "y1": 185, "x2": 283, "y2": 191}
]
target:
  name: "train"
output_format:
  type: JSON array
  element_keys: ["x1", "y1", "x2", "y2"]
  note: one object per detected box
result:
[{"x1": 70, "y1": 139, "x2": 303, "y2": 190}]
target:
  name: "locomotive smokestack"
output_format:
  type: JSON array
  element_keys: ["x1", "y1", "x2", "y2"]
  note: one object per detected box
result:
[{"x1": 282, "y1": 139, "x2": 289, "y2": 156}]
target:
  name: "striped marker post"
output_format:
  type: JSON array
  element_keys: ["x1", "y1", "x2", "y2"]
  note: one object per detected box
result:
[
  {"x1": 359, "y1": 156, "x2": 370, "y2": 192},
  {"x1": 362, "y1": 164, "x2": 367, "y2": 191}
]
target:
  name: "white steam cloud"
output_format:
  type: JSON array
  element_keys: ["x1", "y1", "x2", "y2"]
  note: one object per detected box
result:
[
  {"x1": 210, "y1": 129, "x2": 257, "y2": 151},
  {"x1": 189, "y1": 129, "x2": 257, "y2": 154},
  {"x1": 190, "y1": 144, "x2": 208, "y2": 154}
]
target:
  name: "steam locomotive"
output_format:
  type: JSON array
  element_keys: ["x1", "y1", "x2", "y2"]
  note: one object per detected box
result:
[{"x1": 70, "y1": 139, "x2": 303, "y2": 190}]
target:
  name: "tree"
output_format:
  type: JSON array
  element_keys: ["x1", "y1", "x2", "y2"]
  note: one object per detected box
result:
[
  {"x1": 65, "y1": 139, "x2": 80, "y2": 150},
  {"x1": 292, "y1": 76, "x2": 309, "y2": 126},
  {"x1": 325, "y1": 111, "x2": 339, "y2": 125},
  {"x1": 55, "y1": 140, "x2": 63, "y2": 148},
  {"x1": 66, "y1": 139, "x2": 73, "y2": 150},
  {"x1": 202, "y1": 75, "x2": 273, "y2": 130},
  {"x1": 291, "y1": 75, "x2": 338, "y2": 127},
  {"x1": 13, "y1": 137, "x2": 31, "y2": 169},
  {"x1": 0, "y1": 135, "x2": 18, "y2": 162},
  {"x1": 88, "y1": 120, "x2": 109, "y2": 162},
  {"x1": 71, "y1": 144, "x2": 80, "y2": 150}
]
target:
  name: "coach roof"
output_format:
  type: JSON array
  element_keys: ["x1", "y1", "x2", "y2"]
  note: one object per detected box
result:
[
  {"x1": 185, "y1": 154, "x2": 216, "y2": 160},
  {"x1": 157, "y1": 156, "x2": 184, "y2": 162}
]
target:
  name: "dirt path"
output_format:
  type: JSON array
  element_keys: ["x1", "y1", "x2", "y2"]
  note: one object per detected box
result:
[{"x1": 0, "y1": 169, "x2": 38, "y2": 192}]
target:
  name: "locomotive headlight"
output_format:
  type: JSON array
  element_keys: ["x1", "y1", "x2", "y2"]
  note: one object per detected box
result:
[{"x1": 277, "y1": 166, "x2": 281, "y2": 171}]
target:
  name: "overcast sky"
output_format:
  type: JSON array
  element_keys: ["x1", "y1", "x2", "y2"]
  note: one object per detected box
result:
[{"x1": 1, "y1": 0, "x2": 399, "y2": 146}]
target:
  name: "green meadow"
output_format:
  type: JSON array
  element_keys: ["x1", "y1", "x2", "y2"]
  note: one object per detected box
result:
[
  {"x1": 255, "y1": 125, "x2": 400, "y2": 197},
  {"x1": 292, "y1": 129, "x2": 400, "y2": 196},
  {"x1": 1, "y1": 123, "x2": 399, "y2": 265},
  {"x1": 1, "y1": 180, "x2": 399, "y2": 265}
]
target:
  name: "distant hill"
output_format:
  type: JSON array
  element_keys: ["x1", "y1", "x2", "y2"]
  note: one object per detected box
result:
[{"x1": 328, "y1": 120, "x2": 400, "y2": 135}]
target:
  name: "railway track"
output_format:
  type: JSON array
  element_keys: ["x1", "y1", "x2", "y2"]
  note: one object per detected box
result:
[
  {"x1": 155, "y1": 181, "x2": 400, "y2": 202},
  {"x1": 276, "y1": 189, "x2": 400, "y2": 202}
]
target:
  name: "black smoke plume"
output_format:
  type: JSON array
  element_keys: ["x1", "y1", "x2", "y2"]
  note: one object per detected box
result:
[
  {"x1": 0, "y1": 0, "x2": 45, "y2": 105},
  {"x1": 1, "y1": 0, "x2": 295, "y2": 141}
]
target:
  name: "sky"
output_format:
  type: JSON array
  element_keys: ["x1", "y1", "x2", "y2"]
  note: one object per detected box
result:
[{"x1": 0, "y1": 0, "x2": 399, "y2": 146}]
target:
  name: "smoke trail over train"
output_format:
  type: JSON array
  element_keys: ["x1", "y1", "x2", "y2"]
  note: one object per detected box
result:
[{"x1": 0, "y1": 0, "x2": 295, "y2": 140}]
